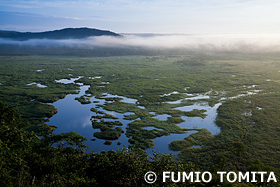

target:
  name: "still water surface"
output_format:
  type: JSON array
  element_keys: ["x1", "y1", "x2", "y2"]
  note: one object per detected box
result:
[{"x1": 47, "y1": 77, "x2": 221, "y2": 154}]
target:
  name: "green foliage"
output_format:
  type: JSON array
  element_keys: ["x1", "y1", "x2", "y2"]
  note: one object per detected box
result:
[
  {"x1": 169, "y1": 129, "x2": 213, "y2": 151},
  {"x1": 86, "y1": 148, "x2": 197, "y2": 186},
  {"x1": 167, "y1": 116, "x2": 185, "y2": 123},
  {"x1": 94, "y1": 129, "x2": 122, "y2": 140},
  {"x1": 90, "y1": 107, "x2": 98, "y2": 112},
  {"x1": 104, "y1": 140, "x2": 112, "y2": 145},
  {"x1": 123, "y1": 114, "x2": 139, "y2": 120},
  {"x1": 0, "y1": 102, "x2": 93, "y2": 186},
  {"x1": 0, "y1": 101, "x2": 26, "y2": 128},
  {"x1": 184, "y1": 109, "x2": 207, "y2": 118},
  {"x1": 75, "y1": 95, "x2": 91, "y2": 104},
  {"x1": 92, "y1": 120, "x2": 123, "y2": 140}
]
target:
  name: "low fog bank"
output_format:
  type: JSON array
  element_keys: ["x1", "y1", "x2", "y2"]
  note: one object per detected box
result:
[
  {"x1": 91, "y1": 34, "x2": 280, "y2": 52},
  {"x1": 1, "y1": 34, "x2": 280, "y2": 56}
]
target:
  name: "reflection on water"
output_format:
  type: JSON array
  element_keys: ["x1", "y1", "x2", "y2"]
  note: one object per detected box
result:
[
  {"x1": 101, "y1": 93, "x2": 138, "y2": 104},
  {"x1": 222, "y1": 89, "x2": 262, "y2": 100},
  {"x1": 153, "y1": 114, "x2": 172, "y2": 121},
  {"x1": 55, "y1": 76, "x2": 83, "y2": 84},
  {"x1": 48, "y1": 77, "x2": 222, "y2": 154},
  {"x1": 146, "y1": 131, "x2": 197, "y2": 155},
  {"x1": 138, "y1": 106, "x2": 145, "y2": 109},
  {"x1": 165, "y1": 94, "x2": 210, "y2": 104},
  {"x1": 27, "y1": 82, "x2": 48, "y2": 88},
  {"x1": 88, "y1": 76, "x2": 102, "y2": 79},
  {"x1": 48, "y1": 84, "x2": 133, "y2": 153},
  {"x1": 143, "y1": 126, "x2": 163, "y2": 130},
  {"x1": 160, "y1": 91, "x2": 179, "y2": 97},
  {"x1": 175, "y1": 102, "x2": 221, "y2": 135},
  {"x1": 192, "y1": 145, "x2": 202, "y2": 148},
  {"x1": 36, "y1": 69, "x2": 45, "y2": 72}
]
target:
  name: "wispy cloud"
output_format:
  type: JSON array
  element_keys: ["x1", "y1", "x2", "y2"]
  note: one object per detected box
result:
[
  {"x1": 1, "y1": 0, "x2": 280, "y2": 34},
  {"x1": 0, "y1": 11, "x2": 91, "y2": 31},
  {"x1": 56, "y1": 16, "x2": 88, "y2": 21}
]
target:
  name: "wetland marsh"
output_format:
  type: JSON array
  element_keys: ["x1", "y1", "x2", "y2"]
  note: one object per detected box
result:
[
  {"x1": 1, "y1": 53, "x2": 280, "y2": 170},
  {"x1": 47, "y1": 77, "x2": 221, "y2": 154}
]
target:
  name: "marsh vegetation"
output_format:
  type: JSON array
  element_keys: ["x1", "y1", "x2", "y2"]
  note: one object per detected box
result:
[{"x1": 1, "y1": 52, "x2": 280, "y2": 185}]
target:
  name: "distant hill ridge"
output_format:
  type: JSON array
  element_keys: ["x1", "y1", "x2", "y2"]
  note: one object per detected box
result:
[{"x1": 0, "y1": 27, "x2": 121, "y2": 40}]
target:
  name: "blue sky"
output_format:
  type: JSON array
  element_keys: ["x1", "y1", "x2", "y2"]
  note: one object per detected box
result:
[{"x1": 1, "y1": 0, "x2": 280, "y2": 34}]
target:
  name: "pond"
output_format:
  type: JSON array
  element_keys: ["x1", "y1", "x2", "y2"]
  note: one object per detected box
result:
[
  {"x1": 27, "y1": 82, "x2": 48, "y2": 88},
  {"x1": 174, "y1": 102, "x2": 221, "y2": 135},
  {"x1": 146, "y1": 130, "x2": 197, "y2": 155},
  {"x1": 47, "y1": 77, "x2": 221, "y2": 154},
  {"x1": 47, "y1": 82, "x2": 133, "y2": 153}
]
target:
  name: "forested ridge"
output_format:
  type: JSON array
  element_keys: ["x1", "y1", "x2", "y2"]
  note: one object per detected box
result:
[{"x1": 0, "y1": 28, "x2": 121, "y2": 41}]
